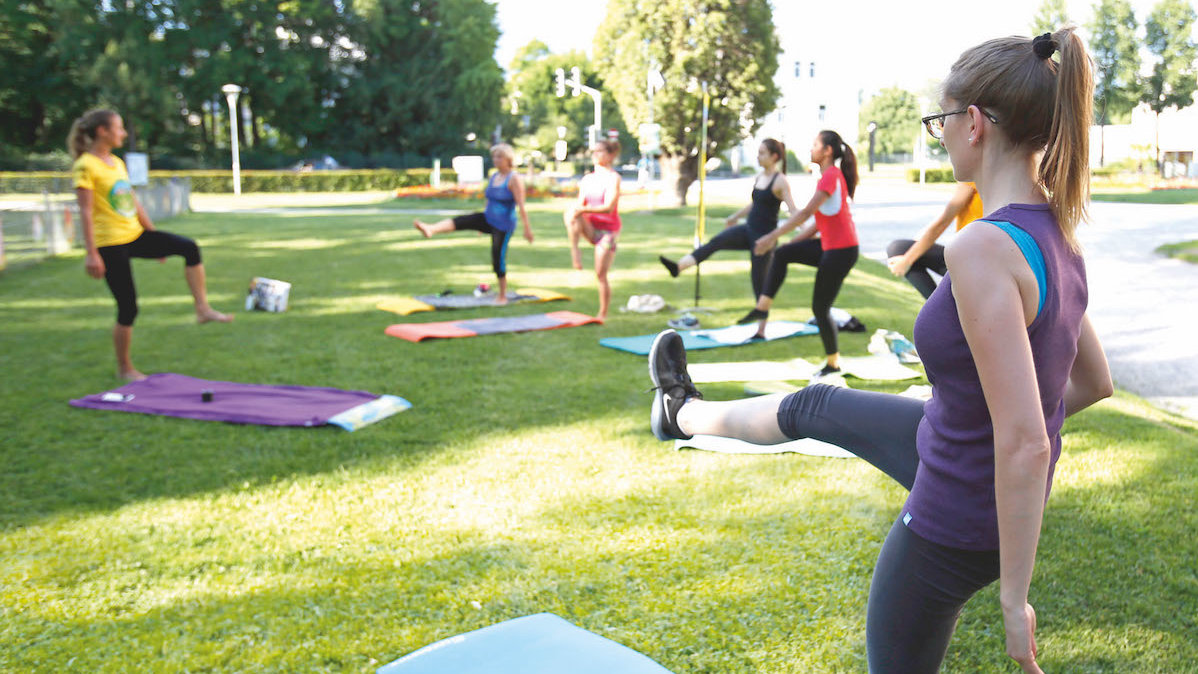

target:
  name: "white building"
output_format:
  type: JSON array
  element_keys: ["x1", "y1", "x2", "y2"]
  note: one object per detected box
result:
[
  {"x1": 730, "y1": 27, "x2": 861, "y2": 174},
  {"x1": 1091, "y1": 104, "x2": 1198, "y2": 177}
]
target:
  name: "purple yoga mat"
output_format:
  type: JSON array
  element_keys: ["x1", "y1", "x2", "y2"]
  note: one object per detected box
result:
[{"x1": 70, "y1": 373, "x2": 381, "y2": 427}]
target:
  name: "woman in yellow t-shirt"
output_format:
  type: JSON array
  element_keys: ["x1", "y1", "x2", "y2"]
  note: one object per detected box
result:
[
  {"x1": 71, "y1": 109, "x2": 232, "y2": 380},
  {"x1": 885, "y1": 182, "x2": 983, "y2": 299}
]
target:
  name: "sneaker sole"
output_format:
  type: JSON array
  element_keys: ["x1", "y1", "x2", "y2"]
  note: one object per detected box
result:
[{"x1": 648, "y1": 330, "x2": 676, "y2": 441}]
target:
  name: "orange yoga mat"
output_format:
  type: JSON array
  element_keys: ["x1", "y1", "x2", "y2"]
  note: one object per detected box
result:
[{"x1": 385, "y1": 310, "x2": 601, "y2": 342}]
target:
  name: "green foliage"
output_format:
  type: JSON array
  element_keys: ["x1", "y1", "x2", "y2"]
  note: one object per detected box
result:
[
  {"x1": 503, "y1": 42, "x2": 629, "y2": 162},
  {"x1": 1030, "y1": 0, "x2": 1070, "y2": 34},
  {"x1": 0, "y1": 0, "x2": 504, "y2": 162},
  {"x1": 858, "y1": 88, "x2": 922, "y2": 158},
  {"x1": 594, "y1": 0, "x2": 781, "y2": 202},
  {"x1": 1142, "y1": 0, "x2": 1198, "y2": 115},
  {"x1": 906, "y1": 167, "x2": 956, "y2": 183},
  {"x1": 0, "y1": 169, "x2": 456, "y2": 194},
  {"x1": 1089, "y1": 0, "x2": 1141, "y2": 127}
]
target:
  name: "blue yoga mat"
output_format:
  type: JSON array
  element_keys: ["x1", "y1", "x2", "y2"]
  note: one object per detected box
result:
[
  {"x1": 377, "y1": 613, "x2": 674, "y2": 674},
  {"x1": 600, "y1": 321, "x2": 820, "y2": 355}
]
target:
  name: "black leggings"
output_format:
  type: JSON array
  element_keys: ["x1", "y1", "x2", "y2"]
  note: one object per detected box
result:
[
  {"x1": 689, "y1": 224, "x2": 775, "y2": 298},
  {"x1": 886, "y1": 239, "x2": 946, "y2": 300},
  {"x1": 98, "y1": 230, "x2": 202, "y2": 326},
  {"x1": 762, "y1": 239, "x2": 858, "y2": 355},
  {"x1": 452, "y1": 212, "x2": 513, "y2": 277},
  {"x1": 777, "y1": 385, "x2": 1001, "y2": 673}
]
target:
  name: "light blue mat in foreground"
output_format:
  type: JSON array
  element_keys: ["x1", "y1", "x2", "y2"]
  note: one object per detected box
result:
[
  {"x1": 377, "y1": 613, "x2": 675, "y2": 674},
  {"x1": 599, "y1": 320, "x2": 819, "y2": 355}
]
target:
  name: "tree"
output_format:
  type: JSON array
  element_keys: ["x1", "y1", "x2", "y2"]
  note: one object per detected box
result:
[
  {"x1": 338, "y1": 0, "x2": 504, "y2": 159},
  {"x1": 594, "y1": 0, "x2": 780, "y2": 205},
  {"x1": 1031, "y1": 0, "x2": 1069, "y2": 34},
  {"x1": 1089, "y1": 0, "x2": 1140, "y2": 166},
  {"x1": 857, "y1": 88, "x2": 921, "y2": 160},
  {"x1": 1142, "y1": 0, "x2": 1197, "y2": 173},
  {"x1": 503, "y1": 41, "x2": 629, "y2": 165}
]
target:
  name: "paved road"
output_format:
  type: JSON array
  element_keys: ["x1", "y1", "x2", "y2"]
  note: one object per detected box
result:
[{"x1": 702, "y1": 175, "x2": 1198, "y2": 419}]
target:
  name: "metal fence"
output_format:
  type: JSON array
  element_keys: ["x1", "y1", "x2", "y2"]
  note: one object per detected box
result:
[{"x1": 0, "y1": 178, "x2": 191, "y2": 272}]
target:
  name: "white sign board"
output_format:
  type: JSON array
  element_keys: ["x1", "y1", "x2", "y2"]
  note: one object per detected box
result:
[
  {"x1": 125, "y1": 152, "x2": 149, "y2": 186},
  {"x1": 451, "y1": 155, "x2": 485, "y2": 184}
]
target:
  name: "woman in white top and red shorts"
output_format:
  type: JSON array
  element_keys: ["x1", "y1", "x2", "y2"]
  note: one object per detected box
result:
[{"x1": 563, "y1": 139, "x2": 622, "y2": 322}]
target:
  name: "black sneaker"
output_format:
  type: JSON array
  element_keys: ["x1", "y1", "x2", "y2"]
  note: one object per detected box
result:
[
  {"x1": 659, "y1": 255, "x2": 680, "y2": 278},
  {"x1": 813, "y1": 363, "x2": 842, "y2": 378},
  {"x1": 648, "y1": 329, "x2": 702, "y2": 441},
  {"x1": 736, "y1": 308, "x2": 769, "y2": 325}
]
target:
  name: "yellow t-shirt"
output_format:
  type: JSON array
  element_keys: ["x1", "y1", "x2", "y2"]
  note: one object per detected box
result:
[
  {"x1": 955, "y1": 182, "x2": 984, "y2": 231},
  {"x1": 73, "y1": 153, "x2": 143, "y2": 247}
]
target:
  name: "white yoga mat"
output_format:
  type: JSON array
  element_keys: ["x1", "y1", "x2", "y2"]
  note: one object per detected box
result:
[
  {"x1": 675, "y1": 434, "x2": 856, "y2": 458},
  {"x1": 688, "y1": 355, "x2": 921, "y2": 383}
]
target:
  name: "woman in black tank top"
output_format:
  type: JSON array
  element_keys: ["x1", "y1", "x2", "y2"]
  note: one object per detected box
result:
[{"x1": 659, "y1": 139, "x2": 797, "y2": 301}]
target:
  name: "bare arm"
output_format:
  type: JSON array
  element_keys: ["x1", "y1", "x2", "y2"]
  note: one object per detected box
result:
[
  {"x1": 889, "y1": 182, "x2": 977, "y2": 277},
  {"x1": 724, "y1": 202, "x2": 752, "y2": 227},
  {"x1": 948, "y1": 226, "x2": 1049, "y2": 674},
  {"x1": 509, "y1": 174, "x2": 533, "y2": 243},
  {"x1": 578, "y1": 172, "x2": 621, "y2": 214},
  {"x1": 753, "y1": 188, "x2": 829, "y2": 255},
  {"x1": 774, "y1": 175, "x2": 800, "y2": 218},
  {"x1": 1064, "y1": 314, "x2": 1114, "y2": 416},
  {"x1": 77, "y1": 188, "x2": 105, "y2": 279},
  {"x1": 134, "y1": 194, "x2": 155, "y2": 232}
]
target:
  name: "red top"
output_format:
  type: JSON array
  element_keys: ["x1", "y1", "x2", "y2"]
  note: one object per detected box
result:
[
  {"x1": 813, "y1": 165, "x2": 857, "y2": 250},
  {"x1": 580, "y1": 171, "x2": 621, "y2": 231}
]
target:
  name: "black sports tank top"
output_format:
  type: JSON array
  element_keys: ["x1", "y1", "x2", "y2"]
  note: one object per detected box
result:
[{"x1": 747, "y1": 172, "x2": 782, "y2": 236}]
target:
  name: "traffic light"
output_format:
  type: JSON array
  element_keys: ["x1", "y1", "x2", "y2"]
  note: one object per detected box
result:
[
  {"x1": 554, "y1": 68, "x2": 566, "y2": 97},
  {"x1": 570, "y1": 67, "x2": 582, "y2": 96}
]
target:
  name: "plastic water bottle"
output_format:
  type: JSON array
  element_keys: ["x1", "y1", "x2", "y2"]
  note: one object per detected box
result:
[{"x1": 886, "y1": 331, "x2": 920, "y2": 364}]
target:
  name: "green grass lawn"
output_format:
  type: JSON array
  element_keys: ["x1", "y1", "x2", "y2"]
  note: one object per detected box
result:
[
  {"x1": 1091, "y1": 188, "x2": 1198, "y2": 205},
  {"x1": 1156, "y1": 240, "x2": 1198, "y2": 264},
  {"x1": 2, "y1": 198, "x2": 1196, "y2": 673}
]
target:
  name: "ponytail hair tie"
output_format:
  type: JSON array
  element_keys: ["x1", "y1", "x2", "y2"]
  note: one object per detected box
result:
[{"x1": 1032, "y1": 33, "x2": 1058, "y2": 59}]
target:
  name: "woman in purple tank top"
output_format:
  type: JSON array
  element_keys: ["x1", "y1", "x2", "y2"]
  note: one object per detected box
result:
[{"x1": 644, "y1": 28, "x2": 1114, "y2": 673}]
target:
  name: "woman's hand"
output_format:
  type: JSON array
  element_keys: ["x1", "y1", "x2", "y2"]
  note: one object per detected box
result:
[
  {"x1": 887, "y1": 256, "x2": 910, "y2": 277},
  {"x1": 753, "y1": 233, "x2": 776, "y2": 256},
  {"x1": 524, "y1": 227, "x2": 534, "y2": 244},
  {"x1": 85, "y1": 251, "x2": 105, "y2": 279},
  {"x1": 724, "y1": 215, "x2": 738, "y2": 228},
  {"x1": 1004, "y1": 602, "x2": 1044, "y2": 673}
]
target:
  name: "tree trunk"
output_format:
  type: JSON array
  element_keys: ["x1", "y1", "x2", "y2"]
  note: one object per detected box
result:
[
  {"x1": 660, "y1": 153, "x2": 698, "y2": 207},
  {"x1": 251, "y1": 94, "x2": 261, "y2": 148},
  {"x1": 1100, "y1": 124, "x2": 1105, "y2": 167}
]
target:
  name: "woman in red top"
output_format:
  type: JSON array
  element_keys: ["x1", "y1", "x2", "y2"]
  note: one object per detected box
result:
[{"x1": 742, "y1": 130, "x2": 860, "y2": 377}]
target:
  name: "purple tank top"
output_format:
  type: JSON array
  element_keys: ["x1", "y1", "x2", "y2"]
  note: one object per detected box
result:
[{"x1": 906, "y1": 203, "x2": 1088, "y2": 550}]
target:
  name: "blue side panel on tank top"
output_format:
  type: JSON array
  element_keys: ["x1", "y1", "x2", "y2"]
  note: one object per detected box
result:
[{"x1": 985, "y1": 220, "x2": 1046, "y2": 317}]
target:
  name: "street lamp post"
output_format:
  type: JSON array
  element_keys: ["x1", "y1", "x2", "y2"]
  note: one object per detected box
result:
[
  {"x1": 221, "y1": 84, "x2": 243, "y2": 196},
  {"x1": 554, "y1": 67, "x2": 603, "y2": 169}
]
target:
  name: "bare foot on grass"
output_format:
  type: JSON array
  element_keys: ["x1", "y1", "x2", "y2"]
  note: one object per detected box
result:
[
  {"x1": 119, "y1": 368, "x2": 148, "y2": 381},
  {"x1": 413, "y1": 219, "x2": 432, "y2": 238},
  {"x1": 197, "y1": 308, "x2": 234, "y2": 324}
]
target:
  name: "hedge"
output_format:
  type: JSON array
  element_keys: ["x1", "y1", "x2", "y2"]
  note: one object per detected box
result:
[
  {"x1": 906, "y1": 167, "x2": 957, "y2": 183},
  {"x1": 0, "y1": 169, "x2": 457, "y2": 194}
]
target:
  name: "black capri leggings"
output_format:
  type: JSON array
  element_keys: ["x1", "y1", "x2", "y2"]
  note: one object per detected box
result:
[
  {"x1": 98, "y1": 230, "x2": 202, "y2": 327},
  {"x1": 886, "y1": 239, "x2": 946, "y2": 300},
  {"x1": 762, "y1": 239, "x2": 858, "y2": 355},
  {"x1": 452, "y1": 212, "x2": 514, "y2": 278},
  {"x1": 689, "y1": 224, "x2": 775, "y2": 299},
  {"x1": 777, "y1": 385, "x2": 1001, "y2": 673}
]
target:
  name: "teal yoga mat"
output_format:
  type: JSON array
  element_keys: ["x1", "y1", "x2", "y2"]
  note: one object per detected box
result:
[
  {"x1": 600, "y1": 321, "x2": 819, "y2": 355},
  {"x1": 377, "y1": 613, "x2": 674, "y2": 674}
]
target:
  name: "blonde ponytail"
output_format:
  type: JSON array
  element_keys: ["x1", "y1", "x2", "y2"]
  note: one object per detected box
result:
[
  {"x1": 67, "y1": 109, "x2": 117, "y2": 159},
  {"x1": 1039, "y1": 28, "x2": 1093, "y2": 252}
]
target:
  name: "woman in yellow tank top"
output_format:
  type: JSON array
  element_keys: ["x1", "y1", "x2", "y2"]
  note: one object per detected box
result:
[
  {"x1": 71, "y1": 109, "x2": 232, "y2": 380},
  {"x1": 885, "y1": 182, "x2": 983, "y2": 299}
]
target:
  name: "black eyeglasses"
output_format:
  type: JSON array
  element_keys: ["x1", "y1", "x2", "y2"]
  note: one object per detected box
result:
[{"x1": 921, "y1": 107, "x2": 999, "y2": 140}]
